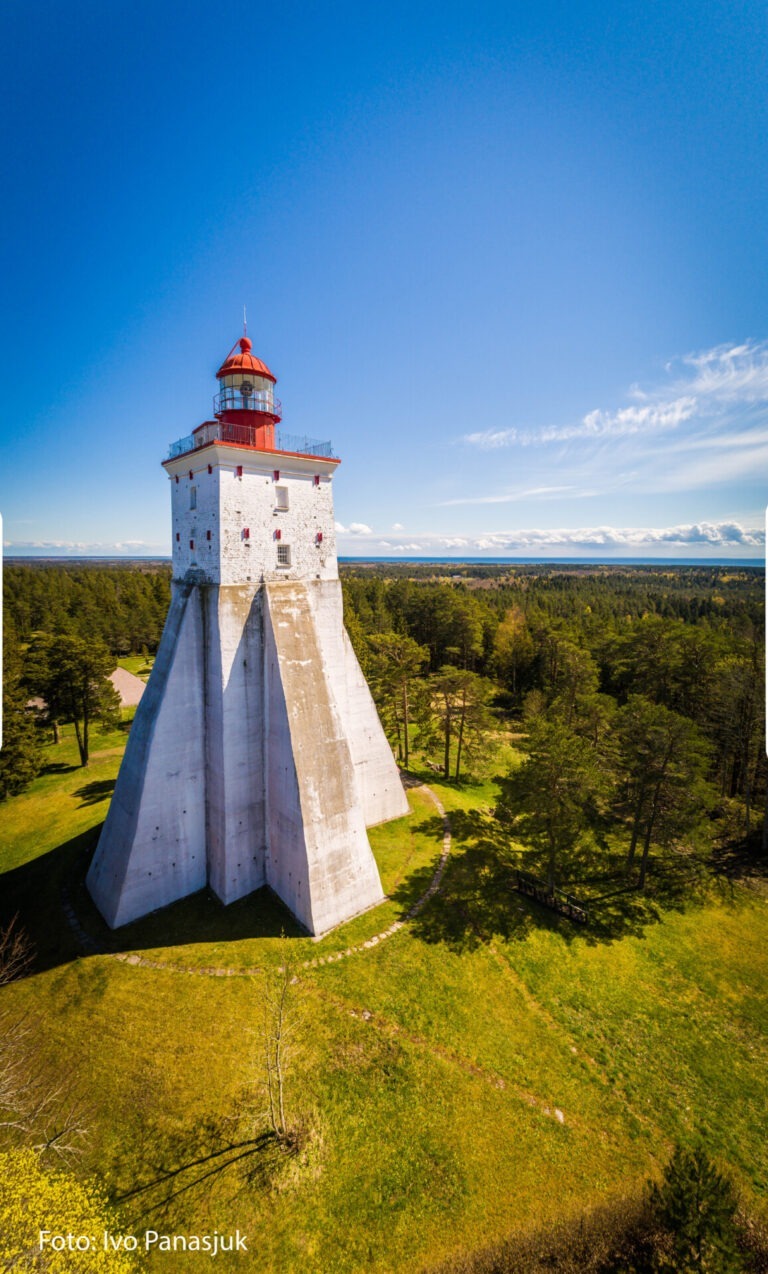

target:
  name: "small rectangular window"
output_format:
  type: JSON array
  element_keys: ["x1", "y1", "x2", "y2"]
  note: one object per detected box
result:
[
  {"x1": 190, "y1": 486, "x2": 197, "y2": 509},
  {"x1": 277, "y1": 544, "x2": 291, "y2": 567},
  {"x1": 275, "y1": 486, "x2": 289, "y2": 510}
]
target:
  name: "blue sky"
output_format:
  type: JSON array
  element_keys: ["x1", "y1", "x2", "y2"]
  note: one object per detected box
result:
[{"x1": 1, "y1": 0, "x2": 766, "y2": 559}]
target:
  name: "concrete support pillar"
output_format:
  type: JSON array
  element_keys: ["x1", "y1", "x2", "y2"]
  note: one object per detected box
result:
[
  {"x1": 88, "y1": 575, "x2": 401, "y2": 935},
  {"x1": 86, "y1": 581, "x2": 207, "y2": 928},
  {"x1": 204, "y1": 586, "x2": 267, "y2": 905},
  {"x1": 263, "y1": 580, "x2": 385, "y2": 936}
]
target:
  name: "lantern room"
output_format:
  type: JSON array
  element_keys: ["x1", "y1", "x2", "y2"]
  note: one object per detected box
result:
[{"x1": 214, "y1": 337, "x2": 282, "y2": 445}]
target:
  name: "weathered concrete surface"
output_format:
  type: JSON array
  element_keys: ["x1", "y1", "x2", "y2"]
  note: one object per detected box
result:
[
  {"x1": 264, "y1": 580, "x2": 385, "y2": 936},
  {"x1": 204, "y1": 586, "x2": 266, "y2": 905},
  {"x1": 86, "y1": 581, "x2": 207, "y2": 927},
  {"x1": 309, "y1": 580, "x2": 409, "y2": 826}
]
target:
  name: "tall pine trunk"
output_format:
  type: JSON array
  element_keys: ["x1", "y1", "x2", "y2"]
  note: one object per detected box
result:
[
  {"x1": 625, "y1": 783, "x2": 647, "y2": 876},
  {"x1": 72, "y1": 715, "x2": 87, "y2": 767},
  {"x1": 82, "y1": 676, "x2": 90, "y2": 767},
  {"x1": 454, "y1": 688, "x2": 467, "y2": 781},
  {"x1": 547, "y1": 819, "x2": 557, "y2": 893}
]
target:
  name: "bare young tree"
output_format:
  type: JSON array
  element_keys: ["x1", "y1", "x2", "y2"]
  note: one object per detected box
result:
[{"x1": 260, "y1": 958, "x2": 299, "y2": 1152}]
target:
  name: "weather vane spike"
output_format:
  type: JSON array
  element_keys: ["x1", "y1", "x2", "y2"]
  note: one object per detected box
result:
[{"x1": 243, "y1": 305, "x2": 247, "y2": 337}]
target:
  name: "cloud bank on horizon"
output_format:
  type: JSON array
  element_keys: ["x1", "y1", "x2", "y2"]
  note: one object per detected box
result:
[
  {"x1": 6, "y1": 520, "x2": 764, "y2": 559},
  {"x1": 331, "y1": 519, "x2": 764, "y2": 557}
]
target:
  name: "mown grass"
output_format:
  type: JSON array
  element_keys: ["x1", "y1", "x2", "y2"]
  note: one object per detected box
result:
[
  {"x1": 1, "y1": 726, "x2": 767, "y2": 1272},
  {"x1": 117, "y1": 655, "x2": 155, "y2": 681}
]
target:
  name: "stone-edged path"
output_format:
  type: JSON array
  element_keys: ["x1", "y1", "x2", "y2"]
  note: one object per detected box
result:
[
  {"x1": 64, "y1": 786, "x2": 575, "y2": 1127},
  {"x1": 65, "y1": 782, "x2": 452, "y2": 979}
]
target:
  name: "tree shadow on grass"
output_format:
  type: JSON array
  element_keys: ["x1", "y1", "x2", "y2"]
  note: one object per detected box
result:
[
  {"x1": 40, "y1": 761, "x2": 80, "y2": 775},
  {"x1": 73, "y1": 778, "x2": 116, "y2": 806},
  {"x1": 392, "y1": 810, "x2": 704, "y2": 953},
  {"x1": 709, "y1": 827, "x2": 768, "y2": 883},
  {"x1": 110, "y1": 1112, "x2": 299, "y2": 1227},
  {"x1": 0, "y1": 824, "x2": 304, "y2": 978}
]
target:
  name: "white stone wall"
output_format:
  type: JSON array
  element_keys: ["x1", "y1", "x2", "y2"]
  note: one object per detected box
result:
[
  {"x1": 170, "y1": 460, "x2": 220, "y2": 583},
  {"x1": 167, "y1": 445, "x2": 338, "y2": 586}
]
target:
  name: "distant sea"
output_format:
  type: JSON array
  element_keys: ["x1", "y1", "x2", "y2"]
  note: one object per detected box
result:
[
  {"x1": 338, "y1": 556, "x2": 764, "y2": 567},
  {"x1": 4, "y1": 555, "x2": 764, "y2": 568}
]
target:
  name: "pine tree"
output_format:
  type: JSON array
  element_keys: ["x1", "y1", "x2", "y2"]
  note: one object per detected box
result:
[
  {"x1": 498, "y1": 717, "x2": 609, "y2": 890},
  {"x1": 24, "y1": 634, "x2": 121, "y2": 767},
  {"x1": 649, "y1": 1143, "x2": 743, "y2": 1272},
  {"x1": 367, "y1": 633, "x2": 429, "y2": 767},
  {"x1": 0, "y1": 622, "x2": 42, "y2": 801}
]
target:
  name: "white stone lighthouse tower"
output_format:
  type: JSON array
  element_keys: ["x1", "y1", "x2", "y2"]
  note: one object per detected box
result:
[{"x1": 87, "y1": 336, "x2": 407, "y2": 935}]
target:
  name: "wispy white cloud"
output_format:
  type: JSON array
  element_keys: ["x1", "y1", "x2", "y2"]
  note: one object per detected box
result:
[
  {"x1": 677, "y1": 341, "x2": 768, "y2": 402},
  {"x1": 462, "y1": 428, "x2": 519, "y2": 449},
  {"x1": 541, "y1": 396, "x2": 697, "y2": 442},
  {"x1": 439, "y1": 484, "x2": 587, "y2": 507},
  {"x1": 460, "y1": 338, "x2": 768, "y2": 455},
  {"x1": 455, "y1": 339, "x2": 768, "y2": 502}
]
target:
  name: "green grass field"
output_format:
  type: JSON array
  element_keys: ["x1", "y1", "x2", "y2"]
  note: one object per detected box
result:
[{"x1": 1, "y1": 725, "x2": 767, "y2": 1272}]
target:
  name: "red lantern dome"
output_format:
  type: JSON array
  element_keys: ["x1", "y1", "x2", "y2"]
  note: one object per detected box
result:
[
  {"x1": 213, "y1": 336, "x2": 282, "y2": 444},
  {"x1": 216, "y1": 336, "x2": 277, "y2": 384}
]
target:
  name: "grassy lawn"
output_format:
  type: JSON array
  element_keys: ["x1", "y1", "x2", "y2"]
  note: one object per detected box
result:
[
  {"x1": 117, "y1": 655, "x2": 155, "y2": 681},
  {"x1": 1, "y1": 727, "x2": 767, "y2": 1271}
]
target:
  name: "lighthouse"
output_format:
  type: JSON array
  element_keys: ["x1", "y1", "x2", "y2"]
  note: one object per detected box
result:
[{"x1": 86, "y1": 336, "x2": 408, "y2": 935}]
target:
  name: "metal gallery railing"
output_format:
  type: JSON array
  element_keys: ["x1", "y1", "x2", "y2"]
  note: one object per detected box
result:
[
  {"x1": 167, "y1": 421, "x2": 337, "y2": 461},
  {"x1": 213, "y1": 388, "x2": 282, "y2": 418}
]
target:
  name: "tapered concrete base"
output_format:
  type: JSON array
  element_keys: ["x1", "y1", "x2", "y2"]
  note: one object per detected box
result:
[{"x1": 87, "y1": 574, "x2": 406, "y2": 933}]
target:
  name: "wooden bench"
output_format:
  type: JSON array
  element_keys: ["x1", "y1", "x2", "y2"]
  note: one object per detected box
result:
[{"x1": 514, "y1": 870, "x2": 589, "y2": 924}]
